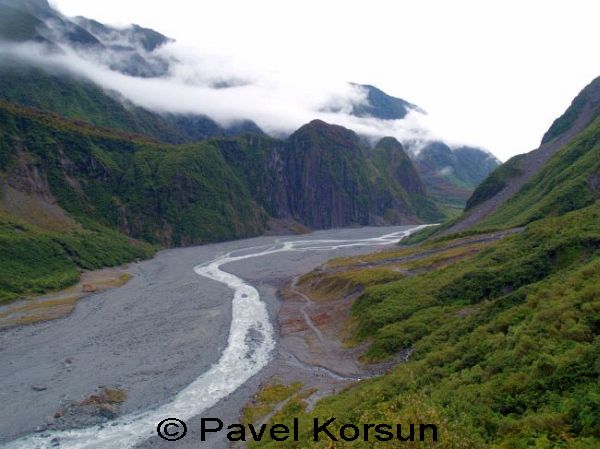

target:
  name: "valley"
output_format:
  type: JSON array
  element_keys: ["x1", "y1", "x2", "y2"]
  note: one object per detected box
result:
[
  {"x1": 0, "y1": 2, "x2": 598, "y2": 449},
  {"x1": 0, "y1": 225, "x2": 423, "y2": 448}
]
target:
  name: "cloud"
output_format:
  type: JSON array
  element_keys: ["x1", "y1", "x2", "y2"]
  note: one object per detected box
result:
[
  {"x1": 0, "y1": 37, "x2": 452, "y2": 147},
  {"x1": 437, "y1": 166, "x2": 454, "y2": 176}
]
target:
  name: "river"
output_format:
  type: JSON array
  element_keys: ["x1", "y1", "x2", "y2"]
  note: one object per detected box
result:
[{"x1": 0, "y1": 225, "x2": 424, "y2": 448}]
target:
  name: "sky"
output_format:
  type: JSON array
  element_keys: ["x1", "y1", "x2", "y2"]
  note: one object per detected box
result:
[{"x1": 47, "y1": 0, "x2": 600, "y2": 161}]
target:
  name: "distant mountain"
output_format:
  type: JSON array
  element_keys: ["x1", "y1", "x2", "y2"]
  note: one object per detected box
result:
[
  {"x1": 348, "y1": 84, "x2": 423, "y2": 120},
  {"x1": 442, "y1": 75, "x2": 600, "y2": 234},
  {"x1": 0, "y1": 62, "x2": 263, "y2": 142},
  {"x1": 410, "y1": 141, "x2": 500, "y2": 215},
  {"x1": 0, "y1": 0, "x2": 173, "y2": 77},
  {"x1": 330, "y1": 82, "x2": 500, "y2": 213}
]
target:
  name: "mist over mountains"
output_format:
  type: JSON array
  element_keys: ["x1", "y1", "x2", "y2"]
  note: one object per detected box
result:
[
  {"x1": 0, "y1": 0, "x2": 495, "y2": 159},
  {"x1": 0, "y1": 3, "x2": 598, "y2": 449},
  {"x1": 0, "y1": 0, "x2": 503, "y2": 299},
  {"x1": 0, "y1": 0, "x2": 501, "y2": 224}
]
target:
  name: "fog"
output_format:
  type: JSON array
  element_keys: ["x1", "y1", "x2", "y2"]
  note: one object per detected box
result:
[{"x1": 0, "y1": 34, "x2": 455, "y2": 151}]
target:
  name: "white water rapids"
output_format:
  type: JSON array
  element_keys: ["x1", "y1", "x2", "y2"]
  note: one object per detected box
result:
[{"x1": 2, "y1": 226, "x2": 426, "y2": 449}]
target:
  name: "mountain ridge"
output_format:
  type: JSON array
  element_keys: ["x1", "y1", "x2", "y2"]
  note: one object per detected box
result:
[
  {"x1": 442, "y1": 76, "x2": 600, "y2": 235},
  {"x1": 0, "y1": 0, "x2": 500, "y2": 212},
  {"x1": 411, "y1": 141, "x2": 501, "y2": 215},
  {"x1": 247, "y1": 75, "x2": 600, "y2": 449},
  {"x1": 0, "y1": 100, "x2": 440, "y2": 299}
]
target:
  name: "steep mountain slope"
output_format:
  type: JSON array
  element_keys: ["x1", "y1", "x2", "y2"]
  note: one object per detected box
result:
[
  {"x1": 254, "y1": 204, "x2": 600, "y2": 449},
  {"x1": 445, "y1": 76, "x2": 600, "y2": 234},
  {"x1": 472, "y1": 115, "x2": 600, "y2": 229},
  {"x1": 284, "y1": 121, "x2": 435, "y2": 227},
  {"x1": 0, "y1": 63, "x2": 262, "y2": 143},
  {"x1": 249, "y1": 77, "x2": 600, "y2": 449},
  {"x1": 412, "y1": 141, "x2": 500, "y2": 215},
  {"x1": 0, "y1": 0, "x2": 173, "y2": 77},
  {"x1": 0, "y1": 101, "x2": 266, "y2": 243},
  {"x1": 0, "y1": 1, "x2": 47, "y2": 42},
  {"x1": 214, "y1": 120, "x2": 444, "y2": 229},
  {"x1": 0, "y1": 102, "x2": 440, "y2": 300}
]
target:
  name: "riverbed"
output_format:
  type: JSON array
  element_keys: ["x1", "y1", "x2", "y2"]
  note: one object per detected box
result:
[{"x1": 0, "y1": 225, "x2": 422, "y2": 448}]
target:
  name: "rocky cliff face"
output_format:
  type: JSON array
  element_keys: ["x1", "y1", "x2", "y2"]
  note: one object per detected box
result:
[
  {"x1": 372, "y1": 137, "x2": 426, "y2": 195},
  {"x1": 1, "y1": 103, "x2": 441, "y2": 252},
  {"x1": 215, "y1": 120, "x2": 441, "y2": 230},
  {"x1": 284, "y1": 120, "x2": 371, "y2": 228}
]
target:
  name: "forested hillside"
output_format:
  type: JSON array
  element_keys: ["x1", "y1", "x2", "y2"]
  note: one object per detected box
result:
[
  {"x1": 0, "y1": 102, "x2": 440, "y2": 300},
  {"x1": 249, "y1": 77, "x2": 600, "y2": 449}
]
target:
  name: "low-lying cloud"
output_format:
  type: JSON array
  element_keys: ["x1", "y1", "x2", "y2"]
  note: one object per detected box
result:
[{"x1": 0, "y1": 37, "x2": 463, "y2": 150}]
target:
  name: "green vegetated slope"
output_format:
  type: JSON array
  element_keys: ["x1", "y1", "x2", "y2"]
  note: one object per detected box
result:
[
  {"x1": 465, "y1": 154, "x2": 526, "y2": 211},
  {"x1": 0, "y1": 64, "x2": 231, "y2": 144},
  {"x1": 0, "y1": 101, "x2": 265, "y2": 301},
  {"x1": 250, "y1": 78, "x2": 600, "y2": 448},
  {"x1": 406, "y1": 77, "x2": 600, "y2": 243},
  {"x1": 0, "y1": 102, "x2": 442, "y2": 301},
  {"x1": 0, "y1": 210, "x2": 153, "y2": 302},
  {"x1": 463, "y1": 76, "x2": 600, "y2": 228},
  {"x1": 473, "y1": 116, "x2": 600, "y2": 229},
  {"x1": 0, "y1": 101, "x2": 266, "y2": 244},
  {"x1": 253, "y1": 204, "x2": 600, "y2": 449},
  {"x1": 542, "y1": 76, "x2": 600, "y2": 145}
]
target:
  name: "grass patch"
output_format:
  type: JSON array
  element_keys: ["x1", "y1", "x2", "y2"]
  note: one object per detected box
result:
[
  {"x1": 241, "y1": 382, "x2": 303, "y2": 425},
  {"x1": 0, "y1": 221, "x2": 153, "y2": 303},
  {"x1": 297, "y1": 267, "x2": 404, "y2": 301}
]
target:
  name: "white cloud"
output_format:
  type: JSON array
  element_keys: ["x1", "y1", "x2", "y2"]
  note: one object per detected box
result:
[
  {"x1": 0, "y1": 39, "x2": 441, "y2": 145},
  {"x1": 437, "y1": 166, "x2": 454, "y2": 177},
  {"x1": 46, "y1": 0, "x2": 600, "y2": 162},
  {"x1": 4, "y1": 0, "x2": 599, "y2": 162}
]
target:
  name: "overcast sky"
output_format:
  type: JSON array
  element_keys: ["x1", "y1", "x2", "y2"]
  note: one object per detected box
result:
[{"x1": 49, "y1": 0, "x2": 600, "y2": 161}]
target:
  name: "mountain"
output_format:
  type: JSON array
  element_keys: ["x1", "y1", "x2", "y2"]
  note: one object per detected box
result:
[
  {"x1": 0, "y1": 0, "x2": 500, "y2": 210},
  {"x1": 0, "y1": 62, "x2": 263, "y2": 143},
  {"x1": 0, "y1": 1, "x2": 257, "y2": 140},
  {"x1": 0, "y1": 59, "x2": 497, "y2": 214},
  {"x1": 349, "y1": 84, "x2": 423, "y2": 120},
  {"x1": 339, "y1": 84, "x2": 501, "y2": 212},
  {"x1": 411, "y1": 141, "x2": 500, "y2": 214},
  {"x1": 443, "y1": 75, "x2": 600, "y2": 234},
  {"x1": 0, "y1": 102, "x2": 441, "y2": 300},
  {"x1": 216, "y1": 121, "x2": 442, "y2": 229},
  {"x1": 0, "y1": 0, "x2": 174, "y2": 77},
  {"x1": 248, "y1": 77, "x2": 600, "y2": 449}
]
